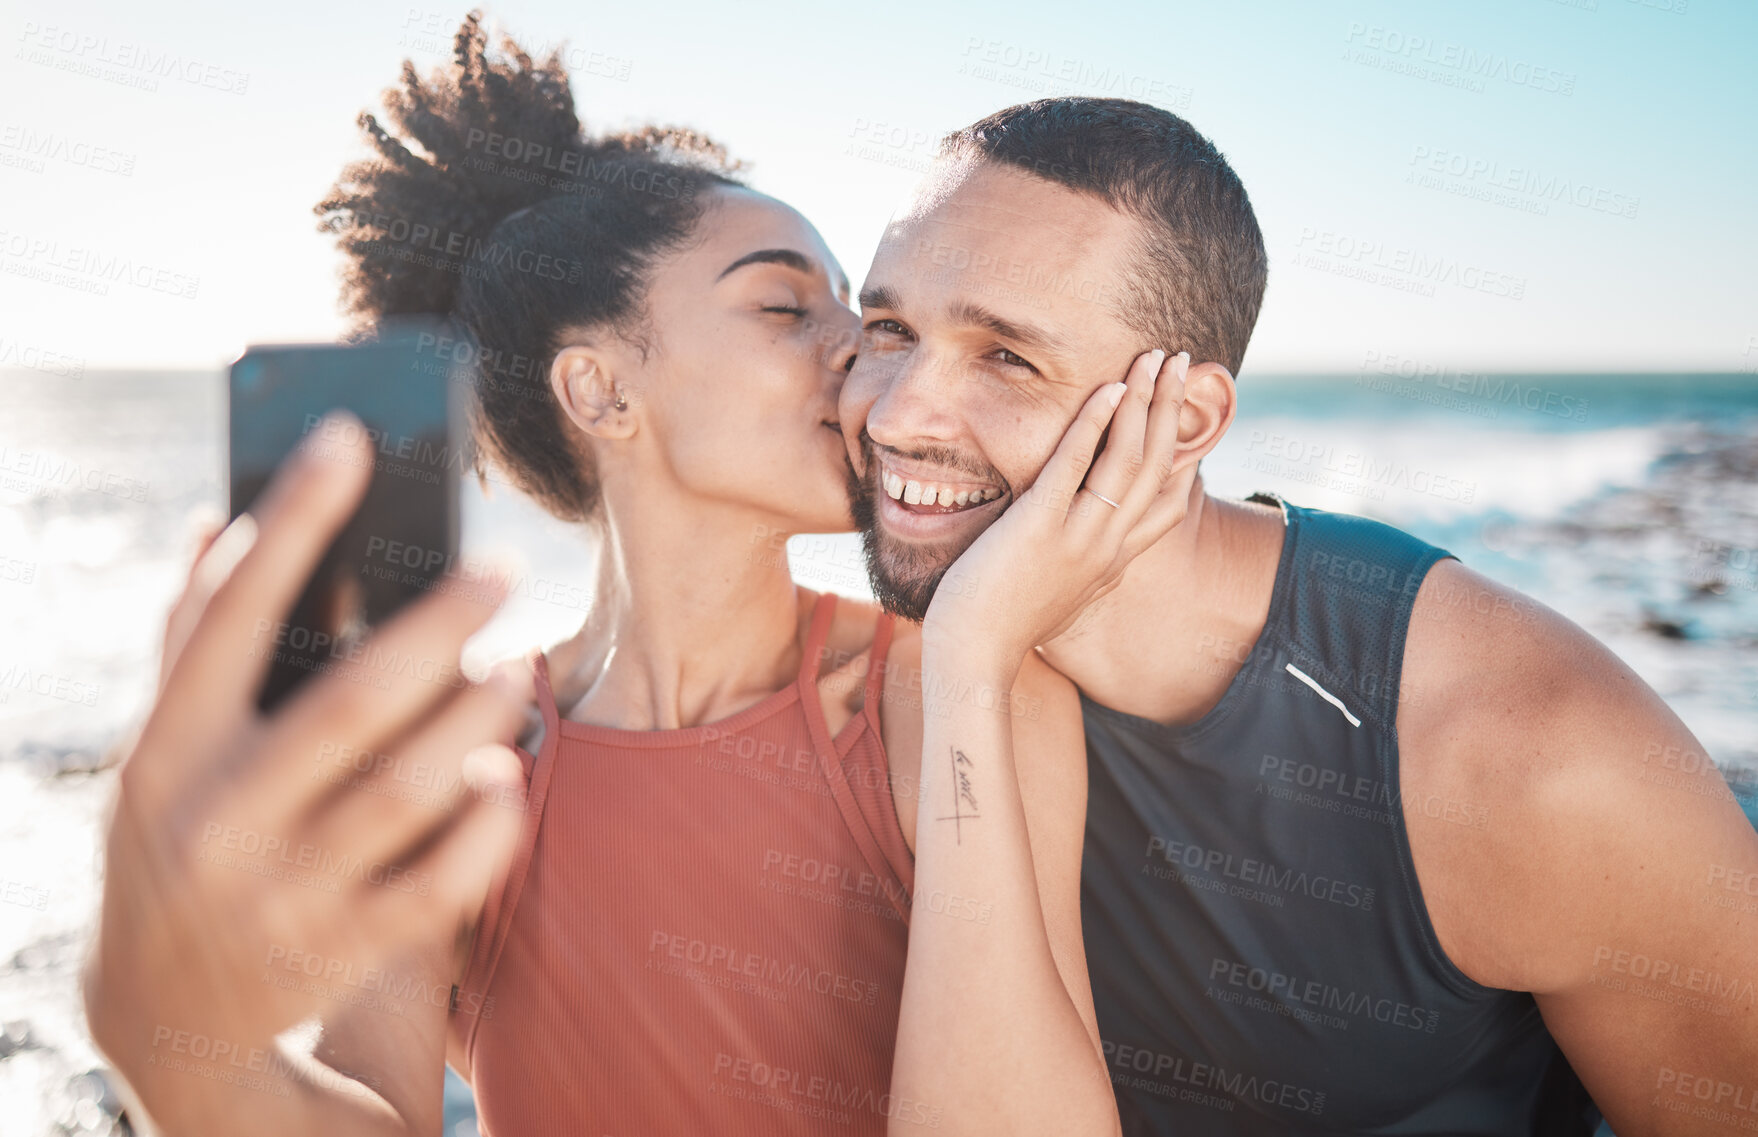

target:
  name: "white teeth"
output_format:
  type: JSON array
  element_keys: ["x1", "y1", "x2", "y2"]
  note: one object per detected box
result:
[{"x1": 881, "y1": 465, "x2": 1001, "y2": 509}]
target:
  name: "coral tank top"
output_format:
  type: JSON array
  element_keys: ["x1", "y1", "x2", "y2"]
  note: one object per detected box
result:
[{"x1": 447, "y1": 591, "x2": 923, "y2": 1135}]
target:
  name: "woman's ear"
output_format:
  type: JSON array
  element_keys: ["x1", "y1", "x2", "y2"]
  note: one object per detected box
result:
[
  {"x1": 551, "y1": 345, "x2": 636, "y2": 441},
  {"x1": 1170, "y1": 360, "x2": 1237, "y2": 473}
]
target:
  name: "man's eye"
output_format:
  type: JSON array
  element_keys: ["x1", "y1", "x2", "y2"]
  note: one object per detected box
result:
[
  {"x1": 761, "y1": 305, "x2": 807, "y2": 318},
  {"x1": 994, "y1": 348, "x2": 1034, "y2": 370},
  {"x1": 864, "y1": 318, "x2": 909, "y2": 337}
]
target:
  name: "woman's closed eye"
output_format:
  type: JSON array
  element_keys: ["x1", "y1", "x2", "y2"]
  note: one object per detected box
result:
[{"x1": 761, "y1": 304, "x2": 808, "y2": 318}]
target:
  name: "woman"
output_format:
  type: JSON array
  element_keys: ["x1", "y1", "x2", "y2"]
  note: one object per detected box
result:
[{"x1": 81, "y1": 16, "x2": 1184, "y2": 1136}]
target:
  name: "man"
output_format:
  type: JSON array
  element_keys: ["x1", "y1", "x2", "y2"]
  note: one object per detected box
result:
[{"x1": 839, "y1": 97, "x2": 1758, "y2": 1135}]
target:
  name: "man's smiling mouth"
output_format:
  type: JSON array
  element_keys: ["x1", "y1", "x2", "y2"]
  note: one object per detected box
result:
[{"x1": 877, "y1": 458, "x2": 1005, "y2": 515}]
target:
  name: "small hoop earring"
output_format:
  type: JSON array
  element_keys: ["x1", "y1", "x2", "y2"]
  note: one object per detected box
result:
[{"x1": 613, "y1": 393, "x2": 627, "y2": 410}]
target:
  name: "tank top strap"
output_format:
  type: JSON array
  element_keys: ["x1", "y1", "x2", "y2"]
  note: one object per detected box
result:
[
  {"x1": 861, "y1": 609, "x2": 898, "y2": 732},
  {"x1": 1253, "y1": 494, "x2": 1455, "y2": 733},
  {"x1": 521, "y1": 644, "x2": 560, "y2": 777},
  {"x1": 456, "y1": 644, "x2": 563, "y2": 1064},
  {"x1": 796, "y1": 589, "x2": 840, "y2": 688}
]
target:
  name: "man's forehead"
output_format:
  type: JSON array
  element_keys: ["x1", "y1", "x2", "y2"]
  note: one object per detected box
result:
[
  {"x1": 864, "y1": 166, "x2": 1137, "y2": 344},
  {"x1": 888, "y1": 159, "x2": 1128, "y2": 250}
]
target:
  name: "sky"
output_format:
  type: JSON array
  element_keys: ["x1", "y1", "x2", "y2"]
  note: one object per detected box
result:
[{"x1": 2, "y1": 0, "x2": 1755, "y2": 374}]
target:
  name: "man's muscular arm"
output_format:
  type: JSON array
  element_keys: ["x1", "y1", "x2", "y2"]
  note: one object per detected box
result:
[{"x1": 1400, "y1": 559, "x2": 1758, "y2": 1136}]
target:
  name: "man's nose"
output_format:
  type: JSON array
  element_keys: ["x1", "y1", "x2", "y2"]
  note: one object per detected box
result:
[{"x1": 866, "y1": 351, "x2": 957, "y2": 448}]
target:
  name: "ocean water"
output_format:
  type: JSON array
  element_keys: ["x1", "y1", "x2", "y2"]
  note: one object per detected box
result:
[{"x1": 1, "y1": 368, "x2": 1753, "y2": 1134}]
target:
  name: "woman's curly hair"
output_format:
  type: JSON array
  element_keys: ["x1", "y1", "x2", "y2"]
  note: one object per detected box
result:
[{"x1": 316, "y1": 12, "x2": 743, "y2": 522}]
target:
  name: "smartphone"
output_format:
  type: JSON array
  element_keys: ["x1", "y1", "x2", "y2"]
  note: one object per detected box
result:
[{"x1": 227, "y1": 317, "x2": 474, "y2": 713}]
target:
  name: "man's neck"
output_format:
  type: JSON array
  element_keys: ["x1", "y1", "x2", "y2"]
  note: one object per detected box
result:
[{"x1": 1035, "y1": 481, "x2": 1288, "y2": 726}]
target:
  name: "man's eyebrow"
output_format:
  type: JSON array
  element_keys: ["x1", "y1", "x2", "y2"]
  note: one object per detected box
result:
[
  {"x1": 858, "y1": 284, "x2": 900, "y2": 311},
  {"x1": 946, "y1": 299, "x2": 1073, "y2": 361},
  {"x1": 716, "y1": 248, "x2": 815, "y2": 281}
]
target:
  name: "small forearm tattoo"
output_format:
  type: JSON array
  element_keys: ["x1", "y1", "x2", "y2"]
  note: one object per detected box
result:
[{"x1": 937, "y1": 746, "x2": 981, "y2": 844}]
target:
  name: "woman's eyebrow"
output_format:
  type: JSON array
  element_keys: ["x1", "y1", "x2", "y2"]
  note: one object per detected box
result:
[{"x1": 717, "y1": 248, "x2": 815, "y2": 281}]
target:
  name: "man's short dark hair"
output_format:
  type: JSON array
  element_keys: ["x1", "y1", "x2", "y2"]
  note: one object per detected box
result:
[{"x1": 939, "y1": 98, "x2": 1267, "y2": 376}]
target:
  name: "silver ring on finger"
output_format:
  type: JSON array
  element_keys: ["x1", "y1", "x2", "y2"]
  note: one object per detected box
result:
[{"x1": 1084, "y1": 487, "x2": 1122, "y2": 509}]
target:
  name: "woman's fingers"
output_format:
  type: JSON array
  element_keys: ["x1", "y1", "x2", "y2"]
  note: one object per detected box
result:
[
  {"x1": 158, "y1": 515, "x2": 234, "y2": 697},
  {"x1": 290, "y1": 663, "x2": 533, "y2": 876},
  {"x1": 356, "y1": 745, "x2": 528, "y2": 954},
  {"x1": 162, "y1": 411, "x2": 373, "y2": 731},
  {"x1": 1023, "y1": 377, "x2": 1130, "y2": 523},
  {"x1": 1133, "y1": 352, "x2": 1188, "y2": 504},
  {"x1": 1079, "y1": 349, "x2": 1164, "y2": 518},
  {"x1": 257, "y1": 561, "x2": 514, "y2": 802}
]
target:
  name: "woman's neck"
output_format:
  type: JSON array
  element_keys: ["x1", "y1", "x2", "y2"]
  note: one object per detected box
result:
[{"x1": 550, "y1": 489, "x2": 813, "y2": 732}]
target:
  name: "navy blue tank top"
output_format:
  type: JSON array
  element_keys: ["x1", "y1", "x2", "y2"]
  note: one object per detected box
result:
[{"x1": 1079, "y1": 495, "x2": 1600, "y2": 1135}]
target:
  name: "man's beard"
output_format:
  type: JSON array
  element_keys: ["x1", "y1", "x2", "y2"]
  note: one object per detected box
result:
[{"x1": 847, "y1": 437, "x2": 988, "y2": 625}]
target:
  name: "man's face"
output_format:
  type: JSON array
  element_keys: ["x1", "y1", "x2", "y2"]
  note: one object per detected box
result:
[{"x1": 839, "y1": 160, "x2": 1147, "y2": 621}]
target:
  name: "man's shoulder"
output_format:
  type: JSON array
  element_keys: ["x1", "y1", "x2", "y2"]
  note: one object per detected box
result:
[
  {"x1": 1399, "y1": 558, "x2": 1631, "y2": 744},
  {"x1": 1397, "y1": 558, "x2": 1697, "y2": 989}
]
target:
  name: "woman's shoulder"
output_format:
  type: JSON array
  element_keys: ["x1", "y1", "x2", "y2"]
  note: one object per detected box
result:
[{"x1": 813, "y1": 590, "x2": 919, "y2": 668}]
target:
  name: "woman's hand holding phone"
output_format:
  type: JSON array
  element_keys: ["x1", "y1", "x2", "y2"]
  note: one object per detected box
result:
[{"x1": 83, "y1": 411, "x2": 531, "y2": 1128}]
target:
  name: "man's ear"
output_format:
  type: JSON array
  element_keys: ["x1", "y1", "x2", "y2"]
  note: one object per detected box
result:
[
  {"x1": 1171, "y1": 360, "x2": 1237, "y2": 473},
  {"x1": 550, "y1": 344, "x2": 636, "y2": 441}
]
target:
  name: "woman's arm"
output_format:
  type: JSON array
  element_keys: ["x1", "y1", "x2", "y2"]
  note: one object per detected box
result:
[
  {"x1": 887, "y1": 349, "x2": 1190, "y2": 1136},
  {"x1": 889, "y1": 644, "x2": 1114, "y2": 1136},
  {"x1": 82, "y1": 412, "x2": 529, "y2": 1136}
]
